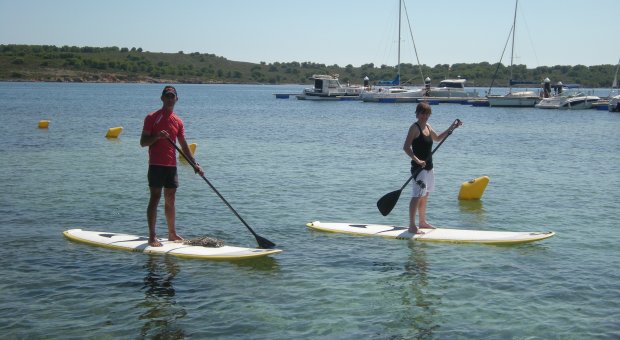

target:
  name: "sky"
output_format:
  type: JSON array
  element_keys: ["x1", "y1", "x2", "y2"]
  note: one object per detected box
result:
[{"x1": 1, "y1": 0, "x2": 618, "y2": 69}]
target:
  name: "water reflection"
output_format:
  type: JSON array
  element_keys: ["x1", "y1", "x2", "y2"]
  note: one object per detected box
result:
[
  {"x1": 458, "y1": 200, "x2": 486, "y2": 224},
  {"x1": 138, "y1": 255, "x2": 187, "y2": 339},
  {"x1": 401, "y1": 242, "x2": 440, "y2": 337},
  {"x1": 232, "y1": 255, "x2": 281, "y2": 272}
]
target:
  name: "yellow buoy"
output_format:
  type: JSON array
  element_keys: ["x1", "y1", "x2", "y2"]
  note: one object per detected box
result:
[
  {"x1": 458, "y1": 176, "x2": 489, "y2": 200},
  {"x1": 38, "y1": 120, "x2": 50, "y2": 128},
  {"x1": 105, "y1": 127, "x2": 123, "y2": 138},
  {"x1": 180, "y1": 143, "x2": 197, "y2": 161}
]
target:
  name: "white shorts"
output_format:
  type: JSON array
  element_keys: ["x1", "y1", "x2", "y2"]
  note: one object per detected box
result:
[{"x1": 411, "y1": 169, "x2": 434, "y2": 197}]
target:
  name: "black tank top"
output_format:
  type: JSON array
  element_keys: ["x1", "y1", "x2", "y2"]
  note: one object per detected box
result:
[{"x1": 411, "y1": 122, "x2": 433, "y2": 171}]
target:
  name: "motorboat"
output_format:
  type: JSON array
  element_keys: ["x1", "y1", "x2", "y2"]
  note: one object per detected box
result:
[
  {"x1": 427, "y1": 79, "x2": 479, "y2": 100},
  {"x1": 296, "y1": 74, "x2": 363, "y2": 101},
  {"x1": 361, "y1": 78, "x2": 478, "y2": 103},
  {"x1": 535, "y1": 89, "x2": 600, "y2": 109},
  {"x1": 487, "y1": 90, "x2": 540, "y2": 107},
  {"x1": 559, "y1": 94, "x2": 600, "y2": 109},
  {"x1": 360, "y1": 86, "x2": 422, "y2": 103},
  {"x1": 609, "y1": 95, "x2": 620, "y2": 112}
]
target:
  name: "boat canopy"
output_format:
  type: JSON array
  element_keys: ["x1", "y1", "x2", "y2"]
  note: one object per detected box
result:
[
  {"x1": 437, "y1": 79, "x2": 466, "y2": 88},
  {"x1": 376, "y1": 74, "x2": 400, "y2": 86}
]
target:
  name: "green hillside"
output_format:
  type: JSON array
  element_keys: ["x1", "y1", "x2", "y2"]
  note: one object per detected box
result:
[{"x1": 0, "y1": 44, "x2": 617, "y2": 88}]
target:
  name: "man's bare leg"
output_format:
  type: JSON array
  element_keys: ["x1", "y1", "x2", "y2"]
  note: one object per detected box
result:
[
  {"x1": 164, "y1": 188, "x2": 183, "y2": 242},
  {"x1": 147, "y1": 187, "x2": 163, "y2": 247}
]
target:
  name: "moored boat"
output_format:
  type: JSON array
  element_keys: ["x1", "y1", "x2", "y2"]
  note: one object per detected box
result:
[
  {"x1": 487, "y1": 90, "x2": 540, "y2": 107},
  {"x1": 296, "y1": 74, "x2": 363, "y2": 101},
  {"x1": 606, "y1": 58, "x2": 619, "y2": 111},
  {"x1": 359, "y1": 0, "x2": 425, "y2": 103},
  {"x1": 535, "y1": 88, "x2": 600, "y2": 110},
  {"x1": 362, "y1": 78, "x2": 478, "y2": 103},
  {"x1": 425, "y1": 78, "x2": 479, "y2": 100},
  {"x1": 486, "y1": 0, "x2": 542, "y2": 108}
]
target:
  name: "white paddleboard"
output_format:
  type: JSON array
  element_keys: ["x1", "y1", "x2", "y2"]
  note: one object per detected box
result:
[
  {"x1": 63, "y1": 229, "x2": 282, "y2": 260},
  {"x1": 306, "y1": 221, "x2": 554, "y2": 245}
]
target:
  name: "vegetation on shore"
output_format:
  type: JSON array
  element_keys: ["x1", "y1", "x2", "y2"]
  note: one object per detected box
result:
[{"x1": 0, "y1": 44, "x2": 616, "y2": 88}]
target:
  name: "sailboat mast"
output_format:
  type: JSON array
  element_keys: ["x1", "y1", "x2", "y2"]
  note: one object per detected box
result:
[
  {"x1": 613, "y1": 58, "x2": 619, "y2": 89},
  {"x1": 509, "y1": 0, "x2": 518, "y2": 92},
  {"x1": 397, "y1": 0, "x2": 401, "y2": 85}
]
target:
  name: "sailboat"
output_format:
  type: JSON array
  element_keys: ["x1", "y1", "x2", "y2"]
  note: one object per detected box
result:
[
  {"x1": 608, "y1": 58, "x2": 620, "y2": 112},
  {"x1": 361, "y1": 0, "x2": 478, "y2": 103},
  {"x1": 487, "y1": 0, "x2": 541, "y2": 107},
  {"x1": 360, "y1": 0, "x2": 425, "y2": 103}
]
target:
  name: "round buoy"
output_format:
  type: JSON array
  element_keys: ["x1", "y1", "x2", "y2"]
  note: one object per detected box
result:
[{"x1": 38, "y1": 120, "x2": 50, "y2": 129}]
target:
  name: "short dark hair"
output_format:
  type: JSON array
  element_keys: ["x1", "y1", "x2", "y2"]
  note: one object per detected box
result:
[{"x1": 415, "y1": 102, "x2": 432, "y2": 115}]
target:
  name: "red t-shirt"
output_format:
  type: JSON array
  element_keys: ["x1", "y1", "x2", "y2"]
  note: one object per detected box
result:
[{"x1": 142, "y1": 109, "x2": 185, "y2": 166}]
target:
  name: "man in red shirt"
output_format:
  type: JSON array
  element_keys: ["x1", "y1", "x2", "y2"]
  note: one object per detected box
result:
[{"x1": 140, "y1": 86, "x2": 204, "y2": 247}]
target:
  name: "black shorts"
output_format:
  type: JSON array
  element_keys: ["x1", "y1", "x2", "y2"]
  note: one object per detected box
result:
[{"x1": 148, "y1": 165, "x2": 178, "y2": 188}]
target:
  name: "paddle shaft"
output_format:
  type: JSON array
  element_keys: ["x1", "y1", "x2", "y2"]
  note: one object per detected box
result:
[{"x1": 166, "y1": 137, "x2": 275, "y2": 248}]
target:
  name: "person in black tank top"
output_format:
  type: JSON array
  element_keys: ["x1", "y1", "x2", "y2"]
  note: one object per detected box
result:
[
  {"x1": 403, "y1": 102, "x2": 462, "y2": 234},
  {"x1": 410, "y1": 122, "x2": 433, "y2": 172}
]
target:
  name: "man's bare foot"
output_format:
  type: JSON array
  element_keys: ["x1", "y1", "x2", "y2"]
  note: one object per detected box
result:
[
  {"x1": 149, "y1": 239, "x2": 163, "y2": 247},
  {"x1": 419, "y1": 223, "x2": 436, "y2": 229},
  {"x1": 408, "y1": 226, "x2": 425, "y2": 235}
]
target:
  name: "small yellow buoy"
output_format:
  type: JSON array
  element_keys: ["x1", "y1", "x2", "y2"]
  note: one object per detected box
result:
[
  {"x1": 458, "y1": 176, "x2": 489, "y2": 200},
  {"x1": 38, "y1": 120, "x2": 50, "y2": 129},
  {"x1": 105, "y1": 126, "x2": 123, "y2": 138},
  {"x1": 180, "y1": 143, "x2": 197, "y2": 161}
]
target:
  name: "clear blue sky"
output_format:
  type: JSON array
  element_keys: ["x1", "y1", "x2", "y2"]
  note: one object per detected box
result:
[{"x1": 1, "y1": 0, "x2": 618, "y2": 68}]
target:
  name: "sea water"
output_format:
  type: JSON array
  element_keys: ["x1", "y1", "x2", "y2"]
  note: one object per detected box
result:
[{"x1": 0, "y1": 82, "x2": 618, "y2": 338}]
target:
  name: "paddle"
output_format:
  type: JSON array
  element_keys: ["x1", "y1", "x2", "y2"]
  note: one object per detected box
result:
[
  {"x1": 377, "y1": 119, "x2": 461, "y2": 216},
  {"x1": 166, "y1": 137, "x2": 276, "y2": 249}
]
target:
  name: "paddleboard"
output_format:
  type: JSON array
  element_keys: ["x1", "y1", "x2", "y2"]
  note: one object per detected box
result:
[
  {"x1": 306, "y1": 221, "x2": 554, "y2": 245},
  {"x1": 63, "y1": 229, "x2": 282, "y2": 260}
]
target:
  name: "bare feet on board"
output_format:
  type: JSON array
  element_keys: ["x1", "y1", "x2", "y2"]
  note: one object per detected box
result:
[
  {"x1": 148, "y1": 238, "x2": 163, "y2": 247},
  {"x1": 169, "y1": 234, "x2": 184, "y2": 243},
  {"x1": 408, "y1": 226, "x2": 425, "y2": 235}
]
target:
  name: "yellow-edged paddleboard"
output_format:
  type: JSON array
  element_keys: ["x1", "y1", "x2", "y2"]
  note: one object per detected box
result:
[
  {"x1": 306, "y1": 221, "x2": 554, "y2": 245},
  {"x1": 64, "y1": 229, "x2": 281, "y2": 260}
]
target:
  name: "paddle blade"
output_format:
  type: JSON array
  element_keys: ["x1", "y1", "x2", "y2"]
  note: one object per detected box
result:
[
  {"x1": 256, "y1": 235, "x2": 276, "y2": 249},
  {"x1": 377, "y1": 189, "x2": 402, "y2": 216}
]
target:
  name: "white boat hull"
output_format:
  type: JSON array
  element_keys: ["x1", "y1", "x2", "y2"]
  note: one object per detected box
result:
[
  {"x1": 361, "y1": 89, "x2": 478, "y2": 103},
  {"x1": 296, "y1": 93, "x2": 360, "y2": 101},
  {"x1": 487, "y1": 92, "x2": 540, "y2": 107},
  {"x1": 296, "y1": 74, "x2": 363, "y2": 101},
  {"x1": 536, "y1": 94, "x2": 600, "y2": 110}
]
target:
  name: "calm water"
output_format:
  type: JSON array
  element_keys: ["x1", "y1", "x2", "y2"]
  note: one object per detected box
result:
[{"x1": 1, "y1": 82, "x2": 619, "y2": 339}]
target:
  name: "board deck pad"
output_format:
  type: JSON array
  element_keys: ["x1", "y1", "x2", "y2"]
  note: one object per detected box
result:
[
  {"x1": 306, "y1": 221, "x2": 554, "y2": 245},
  {"x1": 63, "y1": 229, "x2": 282, "y2": 260}
]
